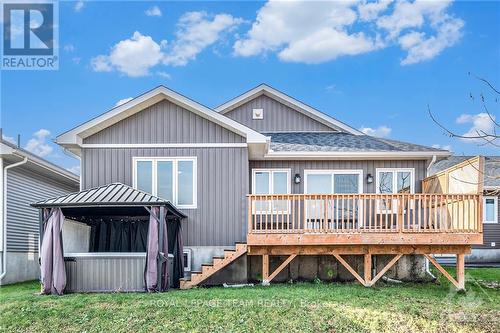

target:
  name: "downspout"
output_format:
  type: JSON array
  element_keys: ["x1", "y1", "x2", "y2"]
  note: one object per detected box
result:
[
  {"x1": 0, "y1": 156, "x2": 28, "y2": 281},
  {"x1": 424, "y1": 155, "x2": 438, "y2": 280}
]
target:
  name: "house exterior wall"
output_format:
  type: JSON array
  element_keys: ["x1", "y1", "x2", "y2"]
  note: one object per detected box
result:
[
  {"x1": 223, "y1": 94, "x2": 336, "y2": 133},
  {"x1": 81, "y1": 99, "x2": 249, "y2": 247},
  {"x1": 82, "y1": 147, "x2": 249, "y2": 246},
  {"x1": 249, "y1": 159, "x2": 427, "y2": 193},
  {"x1": 2, "y1": 166, "x2": 77, "y2": 285},
  {"x1": 474, "y1": 194, "x2": 500, "y2": 250},
  {"x1": 84, "y1": 99, "x2": 245, "y2": 144},
  {"x1": 6, "y1": 167, "x2": 76, "y2": 252}
]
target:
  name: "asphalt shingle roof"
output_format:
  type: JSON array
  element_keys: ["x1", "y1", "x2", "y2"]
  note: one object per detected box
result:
[
  {"x1": 265, "y1": 132, "x2": 447, "y2": 153},
  {"x1": 428, "y1": 156, "x2": 500, "y2": 188}
]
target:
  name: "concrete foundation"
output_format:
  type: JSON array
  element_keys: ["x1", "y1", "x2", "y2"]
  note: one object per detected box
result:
[
  {"x1": 248, "y1": 254, "x2": 430, "y2": 284},
  {"x1": 0, "y1": 251, "x2": 39, "y2": 285},
  {"x1": 466, "y1": 249, "x2": 500, "y2": 264},
  {"x1": 185, "y1": 246, "x2": 248, "y2": 285}
]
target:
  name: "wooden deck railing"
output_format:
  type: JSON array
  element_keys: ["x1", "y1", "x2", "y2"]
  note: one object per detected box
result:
[{"x1": 247, "y1": 193, "x2": 482, "y2": 235}]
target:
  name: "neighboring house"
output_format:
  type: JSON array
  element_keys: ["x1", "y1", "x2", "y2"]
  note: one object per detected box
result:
[
  {"x1": 0, "y1": 139, "x2": 79, "y2": 285},
  {"x1": 52, "y1": 84, "x2": 481, "y2": 291},
  {"x1": 429, "y1": 156, "x2": 500, "y2": 264}
]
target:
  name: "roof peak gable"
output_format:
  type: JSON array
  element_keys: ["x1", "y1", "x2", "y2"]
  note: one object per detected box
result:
[
  {"x1": 215, "y1": 84, "x2": 363, "y2": 136},
  {"x1": 56, "y1": 85, "x2": 268, "y2": 154}
]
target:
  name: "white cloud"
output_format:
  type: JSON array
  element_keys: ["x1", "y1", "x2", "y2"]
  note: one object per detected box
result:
[
  {"x1": 115, "y1": 97, "x2": 133, "y2": 107},
  {"x1": 66, "y1": 165, "x2": 81, "y2": 175},
  {"x1": 156, "y1": 71, "x2": 171, "y2": 79},
  {"x1": 2, "y1": 134, "x2": 16, "y2": 144},
  {"x1": 279, "y1": 28, "x2": 379, "y2": 64},
  {"x1": 91, "y1": 32, "x2": 163, "y2": 77},
  {"x1": 456, "y1": 112, "x2": 497, "y2": 143},
  {"x1": 399, "y1": 15, "x2": 463, "y2": 65},
  {"x1": 163, "y1": 11, "x2": 243, "y2": 66},
  {"x1": 234, "y1": 1, "x2": 362, "y2": 59},
  {"x1": 360, "y1": 125, "x2": 392, "y2": 138},
  {"x1": 24, "y1": 129, "x2": 54, "y2": 157},
  {"x1": 92, "y1": 11, "x2": 240, "y2": 76},
  {"x1": 64, "y1": 44, "x2": 75, "y2": 52},
  {"x1": 358, "y1": 0, "x2": 392, "y2": 22},
  {"x1": 74, "y1": 1, "x2": 84, "y2": 12},
  {"x1": 90, "y1": 55, "x2": 112, "y2": 72},
  {"x1": 145, "y1": 6, "x2": 162, "y2": 17},
  {"x1": 432, "y1": 144, "x2": 452, "y2": 151},
  {"x1": 234, "y1": 0, "x2": 463, "y2": 65},
  {"x1": 376, "y1": 0, "x2": 452, "y2": 36}
]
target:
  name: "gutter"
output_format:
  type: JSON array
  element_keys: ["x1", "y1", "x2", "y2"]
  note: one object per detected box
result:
[
  {"x1": 0, "y1": 155, "x2": 28, "y2": 281},
  {"x1": 426, "y1": 155, "x2": 438, "y2": 174}
]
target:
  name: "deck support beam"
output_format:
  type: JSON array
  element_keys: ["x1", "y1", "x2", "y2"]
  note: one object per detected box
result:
[
  {"x1": 262, "y1": 255, "x2": 269, "y2": 285},
  {"x1": 364, "y1": 254, "x2": 372, "y2": 286},
  {"x1": 424, "y1": 254, "x2": 465, "y2": 291},
  {"x1": 333, "y1": 254, "x2": 368, "y2": 287},
  {"x1": 369, "y1": 254, "x2": 402, "y2": 287},
  {"x1": 262, "y1": 254, "x2": 297, "y2": 285}
]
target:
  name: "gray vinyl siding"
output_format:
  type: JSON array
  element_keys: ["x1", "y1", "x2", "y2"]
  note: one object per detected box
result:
[
  {"x1": 224, "y1": 94, "x2": 336, "y2": 133},
  {"x1": 81, "y1": 99, "x2": 250, "y2": 246},
  {"x1": 474, "y1": 195, "x2": 500, "y2": 250},
  {"x1": 84, "y1": 99, "x2": 245, "y2": 144},
  {"x1": 82, "y1": 148, "x2": 248, "y2": 246},
  {"x1": 249, "y1": 160, "x2": 427, "y2": 194},
  {"x1": 6, "y1": 167, "x2": 77, "y2": 252}
]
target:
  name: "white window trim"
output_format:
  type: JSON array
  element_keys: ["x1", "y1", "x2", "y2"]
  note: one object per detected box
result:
[
  {"x1": 375, "y1": 168, "x2": 415, "y2": 194},
  {"x1": 132, "y1": 156, "x2": 197, "y2": 209},
  {"x1": 251, "y1": 168, "x2": 291, "y2": 214},
  {"x1": 483, "y1": 196, "x2": 498, "y2": 224},
  {"x1": 303, "y1": 169, "x2": 364, "y2": 194},
  {"x1": 375, "y1": 168, "x2": 415, "y2": 213}
]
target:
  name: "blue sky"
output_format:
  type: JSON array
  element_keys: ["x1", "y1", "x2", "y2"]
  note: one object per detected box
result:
[{"x1": 1, "y1": 0, "x2": 499, "y2": 174}]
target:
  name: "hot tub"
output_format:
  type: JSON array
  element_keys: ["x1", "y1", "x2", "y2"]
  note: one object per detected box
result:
[{"x1": 64, "y1": 253, "x2": 173, "y2": 292}]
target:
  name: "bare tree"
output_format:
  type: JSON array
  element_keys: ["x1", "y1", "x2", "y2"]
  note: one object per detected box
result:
[
  {"x1": 428, "y1": 73, "x2": 499, "y2": 192},
  {"x1": 428, "y1": 73, "x2": 499, "y2": 148}
]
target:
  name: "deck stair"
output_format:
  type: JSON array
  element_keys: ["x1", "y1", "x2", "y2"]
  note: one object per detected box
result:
[{"x1": 180, "y1": 242, "x2": 247, "y2": 289}]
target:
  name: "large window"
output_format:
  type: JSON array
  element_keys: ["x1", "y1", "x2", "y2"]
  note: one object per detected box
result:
[
  {"x1": 133, "y1": 157, "x2": 197, "y2": 209},
  {"x1": 376, "y1": 168, "x2": 414, "y2": 212},
  {"x1": 252, "y1": 169, "x2": 290, "y2": 213},
  {"x1": 484, "y1": 196, "x2": 498, "y2": 224}
]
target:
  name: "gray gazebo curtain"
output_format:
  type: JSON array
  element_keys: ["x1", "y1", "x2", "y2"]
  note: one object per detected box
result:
[
  {"x1": 40, "y1": 208, "x2": 66, "y2": 295},
  {"x1": 144, "y1": 207, "x2": 169, "y2": 292},
  {"x1": 169, "y1": 219, "x2": 184, "y2": 288}
]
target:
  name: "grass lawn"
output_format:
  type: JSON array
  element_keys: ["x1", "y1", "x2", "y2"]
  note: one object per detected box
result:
[{"x1": 1, "y1": 267, "x2": 499, "y2": 333}]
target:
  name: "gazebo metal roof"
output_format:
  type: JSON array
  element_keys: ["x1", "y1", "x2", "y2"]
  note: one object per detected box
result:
[{"x1": 31, "y1": 183, "x2": 186, "y2": 218}]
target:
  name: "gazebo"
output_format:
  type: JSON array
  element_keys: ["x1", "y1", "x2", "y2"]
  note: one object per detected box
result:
[{"x1": 31, "y1": 183, "x2": 186, "y2": 294}]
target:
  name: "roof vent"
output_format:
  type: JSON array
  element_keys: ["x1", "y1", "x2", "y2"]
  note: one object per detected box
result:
[{"x1": 252, "y1": 108, "x2": 263, "y2": 120}]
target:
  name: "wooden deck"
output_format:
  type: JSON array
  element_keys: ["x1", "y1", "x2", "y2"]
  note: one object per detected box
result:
[{"x1": 247, "y1": 193, "x2": 483, "y2": 290}]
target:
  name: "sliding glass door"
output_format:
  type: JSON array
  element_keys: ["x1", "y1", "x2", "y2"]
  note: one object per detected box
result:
[{"x1": 304, "y1": 170, "x2": 363, "y2": 229}]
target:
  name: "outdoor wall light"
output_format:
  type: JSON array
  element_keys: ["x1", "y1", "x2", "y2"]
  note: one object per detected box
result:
[
  {"x1": 294, "y1": 173, "x2": 301, "y2": 184},
  {"x1": 366, "y1": 174, "x2": 373, "y2": 184}
]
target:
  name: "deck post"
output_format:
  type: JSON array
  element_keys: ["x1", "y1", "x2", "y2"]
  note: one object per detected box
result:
[
  {"x1": 364, "y1": 254, "x2": 372, "y2": 286},
  {"x1": 262, "y1": 254, "x2": 270, "y2": 286},
  {"x1": 456, "y1": 253, "x2": 465, "y2": 291}
]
